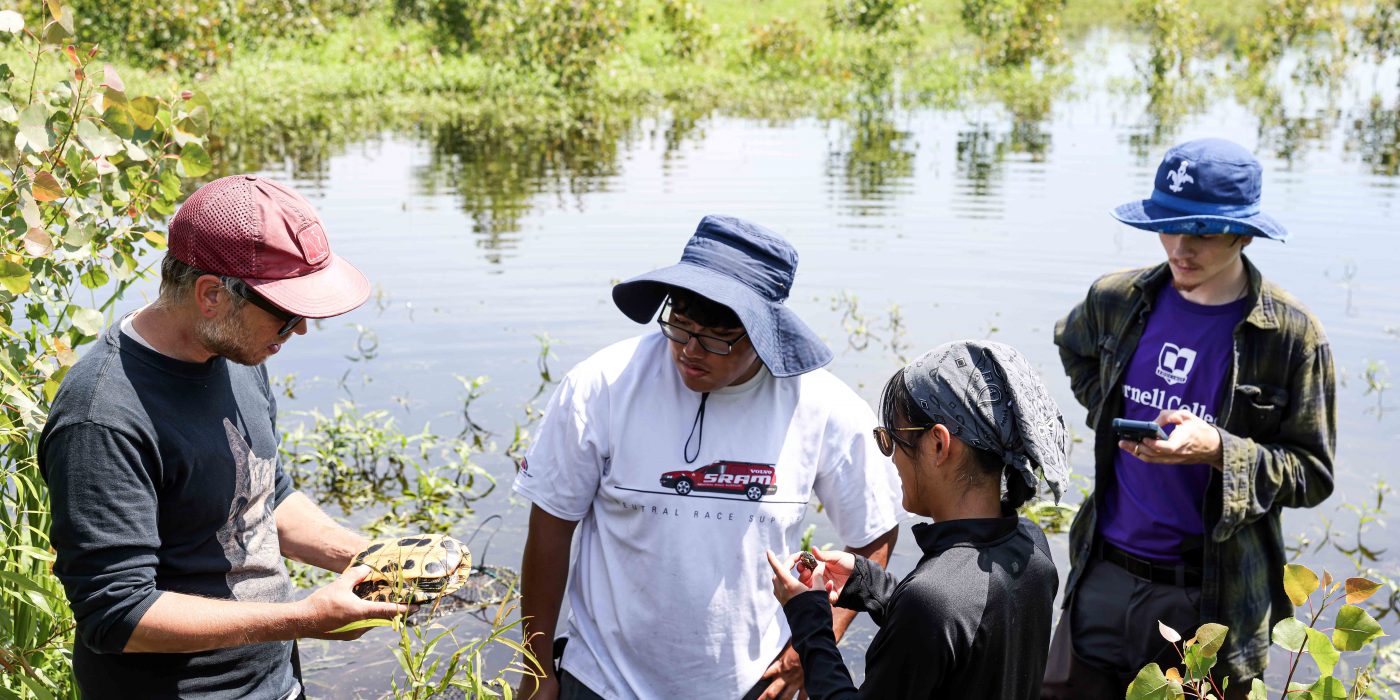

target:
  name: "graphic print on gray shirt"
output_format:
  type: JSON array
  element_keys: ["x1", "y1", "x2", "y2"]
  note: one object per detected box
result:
[{"x1": 39, "y1": 321, "x2": 297, "y2": 699}]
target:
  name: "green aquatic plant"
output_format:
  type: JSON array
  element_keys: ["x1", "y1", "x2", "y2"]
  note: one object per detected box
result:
[
  {"x1": 656, "y1": 0, "x2": 714, "y2": 58},
  {"x1": 960, "y1": 0, "x2": 1069, "y2": 67},
  {"x1": 417, "y1": 0, "x2": 638, "y2": 89},
  {"x1": 825, "y1": 0, "x2": 923, "y2": 33},
  {"x1": 1128, "y1": 564, "x2": 1388, "y2": 700},
  {"x1": 1361, "y1": 360, "x2": 1391, "y2": 419},
  {"x1": 11, "y1": 0, "x2": 372, "y2": 71},
  {"x1": 745, "y1": 16, "x2": 813, "y2": 75},
  {"x1": 279, "y1": 401, "x2": 497, "y2": 531}
]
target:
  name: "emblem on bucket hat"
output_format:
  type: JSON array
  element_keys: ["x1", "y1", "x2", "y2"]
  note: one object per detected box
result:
[
  {"x1": 611, "y1": 215, "x2": 832, "y2": 378},
  {"x1": 169, "y1": 175, "x2": 371, "y2": 318},
  {"x1": 1110, "y1": 138, "x2": 1288, "y2": 241}
]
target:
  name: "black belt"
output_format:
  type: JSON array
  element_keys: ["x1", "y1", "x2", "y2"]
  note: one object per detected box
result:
[{"x1": 1099, "y1": 541, "x2": 1202, "y2": 587}]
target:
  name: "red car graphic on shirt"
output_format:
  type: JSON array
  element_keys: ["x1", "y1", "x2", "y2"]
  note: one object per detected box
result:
[{"x1": 659, "y1": 460, "x2": 777, "y2": 501}]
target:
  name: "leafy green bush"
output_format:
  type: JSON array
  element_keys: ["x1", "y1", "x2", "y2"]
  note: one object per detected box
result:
[
  {"x1": 960, "y1": 0, "x2": 1069, "y2": 66},
  {"x1": 417, "y1": 0, "x2": 637, "y2": 89},
  {"x1": 826, "y1": 0, "x2": 923, "y2": 33},
  {"x1": 656, "y1": 0, "x2": 713, "y2": 58},
  {"x1": 0, "y1": 3, "x2": 213, "y2": 696},
  {"x1": 746, "y1": 17, "x2": 813, "y2": 70},
  {"x1": 12, "y1": 0, "x2": 374, "y2": 71},
  {"x1": 1128, "y1": 564, "x2": 1390, "y2": 699}
]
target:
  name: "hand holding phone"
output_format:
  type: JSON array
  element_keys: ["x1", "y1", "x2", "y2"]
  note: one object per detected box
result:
[{"x1": 1112, "y1": 417, "x2": 1168, "y2": 442}]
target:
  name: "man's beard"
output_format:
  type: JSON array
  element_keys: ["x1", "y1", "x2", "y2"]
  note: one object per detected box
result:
[{"x1": 196, "y1": 307, "x2": 264, "y2": 366}]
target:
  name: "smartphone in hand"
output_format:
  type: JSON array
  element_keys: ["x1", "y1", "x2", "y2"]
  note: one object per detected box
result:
[{"x1": 1112, "y1": 417, "x2": 1168, "y2": 442}]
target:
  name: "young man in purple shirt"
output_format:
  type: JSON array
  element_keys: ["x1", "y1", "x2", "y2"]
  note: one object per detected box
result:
[{"x1": 1045, "y1": 139, "x2": 1337, "y2": 699}]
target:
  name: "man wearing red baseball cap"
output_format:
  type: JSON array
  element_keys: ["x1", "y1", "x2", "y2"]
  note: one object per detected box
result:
[{"x1": 40, "y1": 175, "x2": 404, "y2": 699}]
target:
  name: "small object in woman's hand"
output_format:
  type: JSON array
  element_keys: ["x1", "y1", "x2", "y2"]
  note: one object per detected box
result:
[{"x1": 798, "y1": 551, "x2": 818, "y2": 573}]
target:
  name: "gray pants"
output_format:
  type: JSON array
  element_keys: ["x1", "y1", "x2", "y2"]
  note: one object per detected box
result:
[{"x1": 1043, "y1": 558, "x2": 1251, "y2": 700}]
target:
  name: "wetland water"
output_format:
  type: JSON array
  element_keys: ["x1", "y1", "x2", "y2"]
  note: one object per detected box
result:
[{"x1": 125, "y1": 32, "x2": 1400, "y2": 694}]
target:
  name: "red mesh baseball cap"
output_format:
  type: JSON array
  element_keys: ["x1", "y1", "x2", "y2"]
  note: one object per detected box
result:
[{"x1": 168, "y1": 175, "x2": 370, "y2": 318}]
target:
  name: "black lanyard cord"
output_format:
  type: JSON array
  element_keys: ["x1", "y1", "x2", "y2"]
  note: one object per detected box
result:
[{"x1": 684, "y1": 391, "x2": 710, "y2": 464}]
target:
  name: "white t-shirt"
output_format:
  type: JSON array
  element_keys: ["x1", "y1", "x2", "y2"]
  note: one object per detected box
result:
[{"x1": 513, "y1": 332, "x2": 905, "y2": 699}]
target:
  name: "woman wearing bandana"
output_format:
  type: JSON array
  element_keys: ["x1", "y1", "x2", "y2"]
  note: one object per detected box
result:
[{"x1": 766, "y1": 340, "x2": 1069, "y2": 699}]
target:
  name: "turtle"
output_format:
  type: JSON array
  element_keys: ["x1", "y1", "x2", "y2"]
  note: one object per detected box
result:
[
  {"x1": 349, "y1": 534, "x2": 471, "y2": 604},
  {"x1": 797, "y1": 551, "x2": 818, "y2": 574}
]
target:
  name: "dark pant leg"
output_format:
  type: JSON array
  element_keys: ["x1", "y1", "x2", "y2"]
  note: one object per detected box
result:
[
  {"x1": 558, "y1": 670, "x2": 608, "y2": 700},
  {"x1": 1056, "y1": 559, "x2": 1204, "y2": 699}
]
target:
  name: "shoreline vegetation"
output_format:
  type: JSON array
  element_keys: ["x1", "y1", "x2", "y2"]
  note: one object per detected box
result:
[
  {"x1": 2, "y1": 0, "x2": 1399, "y2": 696},
  {"x1": 9, "y1": 0, "x2": 1381, "y2": 171}
]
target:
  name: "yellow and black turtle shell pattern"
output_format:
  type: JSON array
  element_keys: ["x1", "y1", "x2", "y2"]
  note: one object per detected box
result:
[{"x1": 349, "y1": 534, "x2": 471, "y2": 604}]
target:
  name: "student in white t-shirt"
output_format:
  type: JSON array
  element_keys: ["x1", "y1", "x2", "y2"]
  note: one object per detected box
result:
[{"x1": 514, "y1": 215, "x2": 904, "y2": 700}]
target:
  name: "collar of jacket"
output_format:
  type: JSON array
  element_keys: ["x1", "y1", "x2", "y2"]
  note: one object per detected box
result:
[{"x1": 1129, "y1": 254, "x2": 1278, "y2": 330}]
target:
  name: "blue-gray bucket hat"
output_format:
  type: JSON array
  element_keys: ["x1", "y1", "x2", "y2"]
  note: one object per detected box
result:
[
  {"x1": 1111, "y1": 138, "x2": 1289, "y2": 241},
  {"x1": 612, "y1": 215, "x2": 833, "y2": 378}
]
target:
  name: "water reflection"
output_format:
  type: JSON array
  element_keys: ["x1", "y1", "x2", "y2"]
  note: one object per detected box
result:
[
  {"x1": 825, "y1": 110, "x2": 916, "y2": 217},
  {"x1": 1348, "y1": 95, "x2": 1400, "y2": 177},
  {"x1": 954, "y1": 119, "x2": 1050, "y2": 210},
  {"x1": 414, "y1": 117, "x2": 632, "y2": 262}
]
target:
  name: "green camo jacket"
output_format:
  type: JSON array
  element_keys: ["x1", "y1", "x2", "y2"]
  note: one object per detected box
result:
[{"x1": 1053, "y1": 256, "x2": 1336, "y2": 682}]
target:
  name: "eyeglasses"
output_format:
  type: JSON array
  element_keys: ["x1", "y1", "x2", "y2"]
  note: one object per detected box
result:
[
  {"x1": 221, "y1": 277, "x2": 304, "y2": 336},
  {"x1": 873, "y1": 425, "x2": 932, "y2": 457},
  {"x1": 657, "y1": 301, "x2": 748, "y2": 356}
]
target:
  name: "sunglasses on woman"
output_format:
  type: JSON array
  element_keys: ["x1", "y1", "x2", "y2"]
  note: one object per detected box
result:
[{"x1": 872, "y1": 425, "x2": 933, "y2": 457}]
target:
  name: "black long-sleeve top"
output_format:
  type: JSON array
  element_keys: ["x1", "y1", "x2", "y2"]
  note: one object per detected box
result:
[{"x1": 783, "y1": 516, "x2": 1058, "y2": 700}]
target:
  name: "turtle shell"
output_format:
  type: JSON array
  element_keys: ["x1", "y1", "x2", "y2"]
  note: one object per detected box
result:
[{"x1": 349, "y1": 534, "x2": 471, "y2": 604}]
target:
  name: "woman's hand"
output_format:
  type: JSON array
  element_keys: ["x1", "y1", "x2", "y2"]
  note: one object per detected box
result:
[
  {"x1": 808, "y1": 548, "x2": 855, "y2": 604},
  {"x1": 766, "y1": 550, "x2": 827, "y2": 606}
]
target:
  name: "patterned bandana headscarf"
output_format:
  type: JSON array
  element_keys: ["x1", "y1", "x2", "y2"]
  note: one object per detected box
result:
[{"x1": 902, "y1": 340, "x2": 1071, "y2": 502}]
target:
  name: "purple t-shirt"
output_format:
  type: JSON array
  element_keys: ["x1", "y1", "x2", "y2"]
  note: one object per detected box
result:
[{"x1": 1099, "y1": 284, "x2": 1247, "y2": 564}]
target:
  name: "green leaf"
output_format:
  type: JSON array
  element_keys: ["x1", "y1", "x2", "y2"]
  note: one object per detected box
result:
[
  {"x1": 1272, "y1": 616, "x2": 1307, "y2": 652},
  {"x1": 1333, "y1": 604, "x2": 1385, "y2": 651},
  {"x1": 79, "y1": 266, "x2": 108, "y2": 289},
  {"x1": 129, "y1": 96, "x2": 159, "y2": 130},
  {"x1": 1306, "y1": 626, "x2": 1339, "y2": 675},
  {"x1": 64, "y1": 219, "x2": 96, "y2": 247},
  {"x1": 1284, "y1": 563, "x2": 1319, "y2": 606},
  {"x1": 1345, "y1": 577, "x2": 1382, "y2": 605},
  {"x1": 326, "y1": 618, "x2": 393, "y2": 634},
  {"x1": 17, "y1": 103, "x2": 52, "y2": 152},
  {"x1": 76, "y1": 120, "x2": 123, "y2": 157},
  {"x1": 17, "y1": 673, "x2": 54, "y2": 700},
  {"x1": 70, "y1": 307, "x2": 103, "y2": 336},
  {"x1": 1304, "y1": 675, "x2": 1347, "y2": 700},
  {"x1": 1159, "y1": 620, "x2": 1182, "y2": 643},
  {"x1": 0, "y1": 260, "x2": 31, "y2": 294},
  {"x1": 103, "y1": 105, "x2": 134, "y2": 140},
  {"x1": 1126, "y1": 664, "x2": 1185, "y2": 700},
  {"x1": 1195, "y1": 623, "x2": 1229, "y2": 657},
  {"x1": 1182, "y1": 646, "x2": 1216, "y2": 682},
  {"x1": 179, "y1": 143, "x2": 212, "y2": 177}
]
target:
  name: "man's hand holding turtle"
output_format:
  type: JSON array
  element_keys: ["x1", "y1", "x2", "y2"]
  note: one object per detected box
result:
[{"x1": 297, "y1": 564, "x2": 412, "y2": 640}]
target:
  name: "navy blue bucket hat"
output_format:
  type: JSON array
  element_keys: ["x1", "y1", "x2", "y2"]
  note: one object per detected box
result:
[
  {"x1": 1111, "y1": 138, "x2": 1289, "y2": 241},
  {"x1": 612, "y1": 215, "x2": 833, "y2": 378}
]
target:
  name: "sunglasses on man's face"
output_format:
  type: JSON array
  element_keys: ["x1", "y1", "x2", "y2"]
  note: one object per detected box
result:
[
  {"x1": 221, "y1": 277, "x2": 304, "y2": 336},
  {"x1": 872, "y1": 425, "x2": 932, "y2": 457}
]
